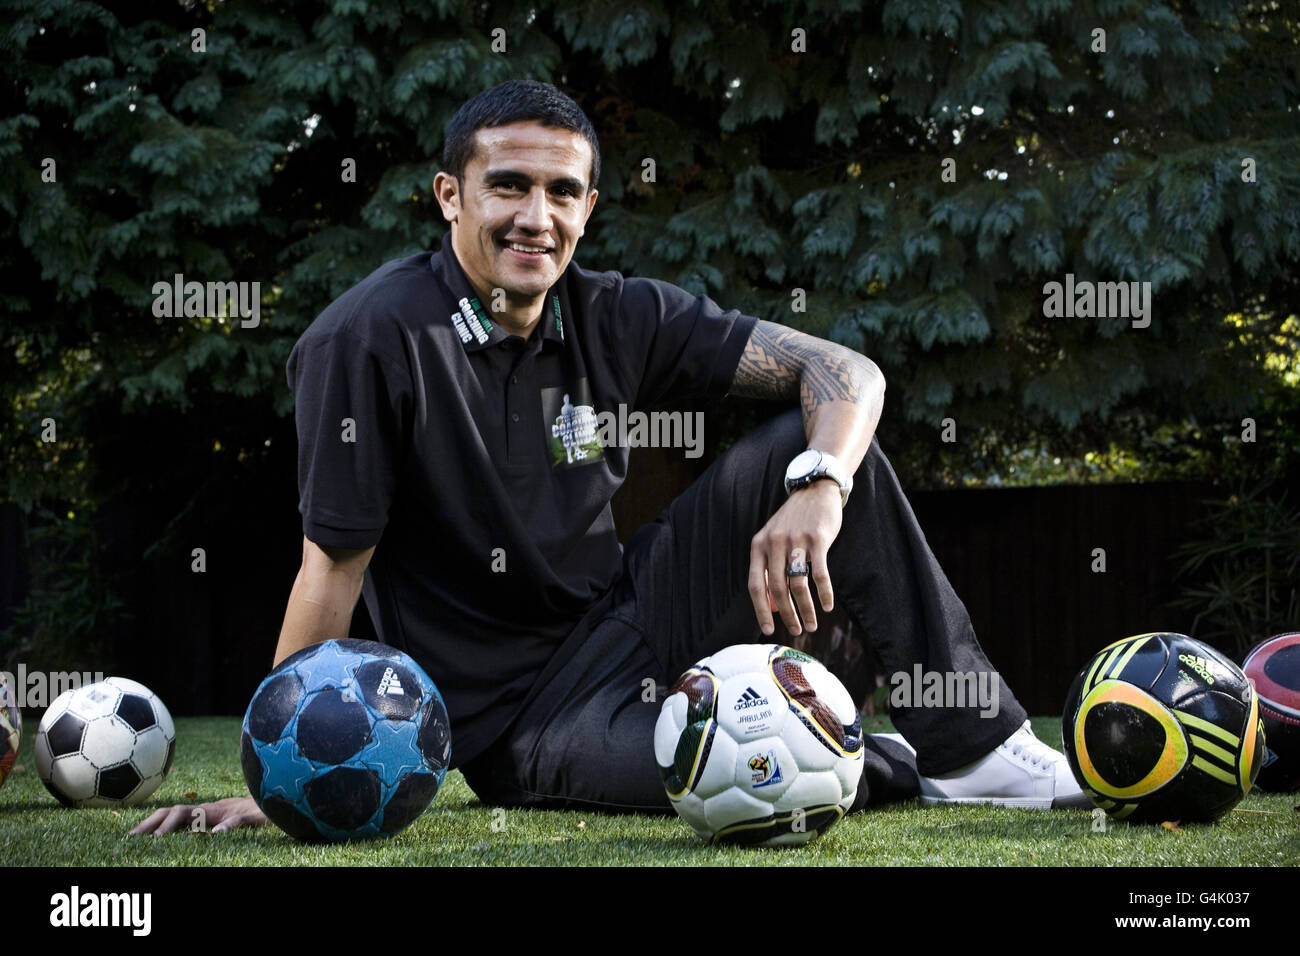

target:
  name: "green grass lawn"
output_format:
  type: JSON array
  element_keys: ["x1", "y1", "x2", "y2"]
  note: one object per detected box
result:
[{"x1": 3, "y1": 715, "x2": 1297, "y2": 866}]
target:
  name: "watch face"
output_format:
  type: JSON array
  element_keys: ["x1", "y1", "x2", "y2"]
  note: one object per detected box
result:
[{"x1": 786, "y1": 449, "x2": 823, "y2": 481}]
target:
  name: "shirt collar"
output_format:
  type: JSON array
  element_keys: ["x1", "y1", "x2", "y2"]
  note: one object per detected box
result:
[{"x1": 430, "y1": 232, "x2": 568, "y2": 353}]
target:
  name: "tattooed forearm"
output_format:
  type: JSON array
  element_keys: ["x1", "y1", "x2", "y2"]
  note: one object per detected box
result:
[{"x1": 731, "y1": 320, "x2": 883, "y2": 424}]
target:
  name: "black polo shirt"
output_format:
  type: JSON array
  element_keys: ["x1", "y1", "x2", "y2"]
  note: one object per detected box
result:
[{"x1": 286, "y1": 233, "x2": 758, "y2": 765}]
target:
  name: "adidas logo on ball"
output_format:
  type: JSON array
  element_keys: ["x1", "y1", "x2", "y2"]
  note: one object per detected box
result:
[
  {"x1": 1178, "y1": 653, "x2": 1216, "y2": 685},
  {"x1": 376, "y1": 667, "x2": 405, "y2": 697},
  {"x1": 733, "y1": 687, "x2": 769, "y2": 710}
]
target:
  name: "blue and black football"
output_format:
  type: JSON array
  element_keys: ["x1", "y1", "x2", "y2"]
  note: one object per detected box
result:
[{"x1": 240, "y1": 639, "x2": 451, "y2": 842}]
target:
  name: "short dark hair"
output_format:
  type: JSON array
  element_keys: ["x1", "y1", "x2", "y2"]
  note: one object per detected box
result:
[{"x1": 442, "y1": 79, "x2": 600, "y2": 192}]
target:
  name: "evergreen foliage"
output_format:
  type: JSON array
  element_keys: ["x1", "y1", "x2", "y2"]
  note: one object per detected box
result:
[{"x1": 1, "y1": 1, "x2": 1297, "y2": 661}]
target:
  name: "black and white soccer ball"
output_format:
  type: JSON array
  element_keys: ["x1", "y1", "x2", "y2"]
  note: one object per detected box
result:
[
  {"x1": 34, "y1": 677, "x2": 176, "y2": 808},
  {"x1": 655, "y1": 644, "x2": 864, "y2": 846}
]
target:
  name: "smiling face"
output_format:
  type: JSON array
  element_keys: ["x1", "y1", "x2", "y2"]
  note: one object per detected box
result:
[{"x1": 434, "y1": 121, "x2": 598, "y2": 336}]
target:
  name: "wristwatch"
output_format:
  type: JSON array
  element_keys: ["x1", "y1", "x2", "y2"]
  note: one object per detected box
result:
[{"x1": 784, "y1": 449, "x2": 853, "y2": 507}]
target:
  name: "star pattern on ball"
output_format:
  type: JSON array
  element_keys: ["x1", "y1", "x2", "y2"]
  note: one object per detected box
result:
[
  {"x1": 241, "y1": 640, "x2": 452, "y2": 842},
  {"x1": 258, "y1": 736, "x2": 315, "y2": 801},
  {"x1": 295, "y1": 641, "x2": 361, "y2": 696},
  {"x1": 359, "y1": 719, "x2": 428, "y2": 790}
]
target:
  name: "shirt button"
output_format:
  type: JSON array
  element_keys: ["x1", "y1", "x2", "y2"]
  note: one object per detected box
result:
[
  {"x1": 511, "y1": 412, "x2": 520, "y2": 422},
  {"x1": 511, "y1": 376, "x2": 518, "y2": 385}
]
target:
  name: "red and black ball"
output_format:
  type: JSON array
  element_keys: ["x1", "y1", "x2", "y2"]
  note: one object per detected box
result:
[{"x1": 1242, "y1": 632, "x2": 1300, "y2": 792}]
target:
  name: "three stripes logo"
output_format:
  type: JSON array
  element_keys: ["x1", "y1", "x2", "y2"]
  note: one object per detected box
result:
[
  {"x1": 376, "y1": 667, "x2": 405, "y2": 697},
  {"x1": 1171, "y1": 707, "x2": 1241, "y2": 787},
  {"x1": 1082, "y1": 633, "x2": 1154, "y2": 692},
  {"x1": 733, "y1": 687, "x2": 769, "y2": 711}
]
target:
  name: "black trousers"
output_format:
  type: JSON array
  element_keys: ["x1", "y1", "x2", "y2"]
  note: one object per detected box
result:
[{"x1": 461, "y1": 409, "x2": 1027, "y2": 812}]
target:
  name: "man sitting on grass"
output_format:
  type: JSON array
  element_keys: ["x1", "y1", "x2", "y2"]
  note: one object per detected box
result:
[{"x1": 134, "y1": 79, "x2": 1088, "y2": 837}]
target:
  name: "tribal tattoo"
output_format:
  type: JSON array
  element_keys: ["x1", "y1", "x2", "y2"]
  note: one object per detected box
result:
[{"x1": 731, "y1": 320, "x2": 882, "y2": 423}]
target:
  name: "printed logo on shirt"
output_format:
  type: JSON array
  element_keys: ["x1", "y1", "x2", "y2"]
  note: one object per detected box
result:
[
  {"x1": 458, "y1": 296, "x2": 490, "y2": 344},
  {"x1": 541, "y1": 380, "x2": 604, "y2": 468},
  {"x1": 450, "y1": 310, "x2": 473, "y2": 343}
]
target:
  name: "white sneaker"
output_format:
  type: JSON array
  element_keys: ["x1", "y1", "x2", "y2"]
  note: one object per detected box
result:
[{"x1": 918, "y1": 721, "x2": 1093, "y2": 809}]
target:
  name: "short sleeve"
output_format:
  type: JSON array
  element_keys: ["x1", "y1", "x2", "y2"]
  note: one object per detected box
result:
[
  {"x1": 615, "y1": 277, "x2": 759, "y2": 408},
  {"x1": 286, "y1": 327, "x2": 412, "y2": 549}
]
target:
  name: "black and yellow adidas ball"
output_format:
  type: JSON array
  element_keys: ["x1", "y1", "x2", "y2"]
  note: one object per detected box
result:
[{"x1": 1062, "y1": 633, "x2": 1265, "y2": 824}]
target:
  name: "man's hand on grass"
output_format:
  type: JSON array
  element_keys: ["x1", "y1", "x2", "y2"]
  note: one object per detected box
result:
[{"x1": 130, "y1": 795, "x2": 267, "y2": 835}]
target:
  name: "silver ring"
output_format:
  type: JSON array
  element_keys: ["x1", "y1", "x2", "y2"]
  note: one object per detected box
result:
[{"x1": 786, "y1": 560, "x2": 809, "y2": 577}]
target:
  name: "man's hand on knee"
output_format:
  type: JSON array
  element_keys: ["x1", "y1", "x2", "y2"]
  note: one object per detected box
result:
[{"x1": 748, "y1": 480, "x2": 842, "y2": 636}]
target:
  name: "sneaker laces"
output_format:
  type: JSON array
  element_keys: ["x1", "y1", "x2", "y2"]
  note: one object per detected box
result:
[{"x1": 1003, "y1": 724, "x2": 1061, "y2": 769}]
